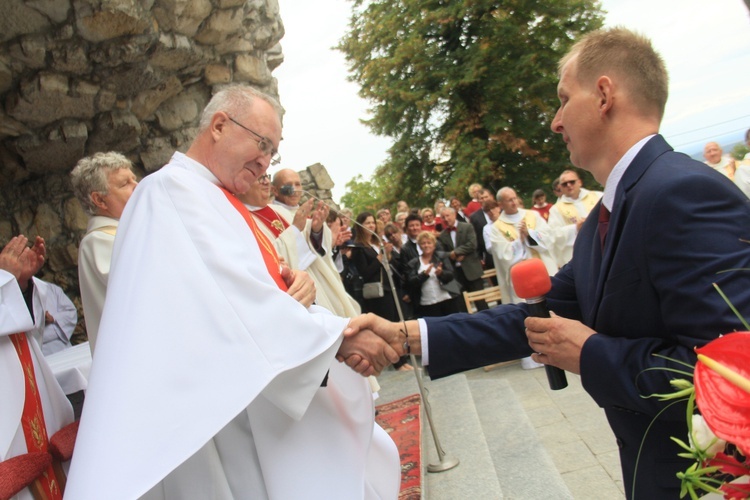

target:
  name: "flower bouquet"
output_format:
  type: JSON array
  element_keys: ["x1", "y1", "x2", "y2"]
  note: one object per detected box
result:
[{"x1": 647, "y1": 289, "x2": 750, "y2": 499}]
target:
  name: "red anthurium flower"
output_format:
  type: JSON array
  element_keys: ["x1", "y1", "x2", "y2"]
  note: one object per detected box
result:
[
  {"x1": 720, "y1": 480, "x2": 750, "y2": 499},
  {"x1": 707, "y1": 452, "x2": 750, "y2": 477},
  {"x1": 694, "y1": 332, "x2": 750, "y2": 456}
]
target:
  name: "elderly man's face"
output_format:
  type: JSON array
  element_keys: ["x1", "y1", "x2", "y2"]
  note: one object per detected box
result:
[
  {"x1": 96, "y1": 167, "x2": 138, "y2": 219},
  {"x1": 237, "y1": 174, "x2": 272, "y2": 207},
  {"x1": 499, "y1": 190, "x2": 519, "y2": 215},
  {"x1": 441, "y1": 209, "x2": 456, "y2": 228},
  {"x1": 704, "y1": 142, "x2": 723, "y2": 164},
  {"x1": 212, "y1": 100, "x2": 281, "y2": 195},
  {"x1": 273, "y1": 169, "x2": 302, "y2": 207}
]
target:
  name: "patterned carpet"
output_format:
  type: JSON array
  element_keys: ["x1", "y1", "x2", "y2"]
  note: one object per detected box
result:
[{"x1": 375, "y1": 394, "x2": 422, "y2": 500}]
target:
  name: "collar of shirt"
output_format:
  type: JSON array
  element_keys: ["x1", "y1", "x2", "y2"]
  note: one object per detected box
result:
[
  {"x1": 172, "y1": 151, "x2": 222, "y2": 185},
  {"x1": 273, "y1": 200, "x2": 298, "y2": 211},
  {"x1": 500, "y1": 210, "x2": 524, "y2": 224},
  {"x1": 602, "y1": 134, "x2": 655, "y2": 211}
]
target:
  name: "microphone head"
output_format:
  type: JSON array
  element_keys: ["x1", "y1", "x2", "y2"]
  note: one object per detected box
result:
[
  {"x1": 279, "y1": 185, "x2": 296, "y2": 196},
  {"x1": 511, "y1": 259, "x2": 552, "y2": 299}
]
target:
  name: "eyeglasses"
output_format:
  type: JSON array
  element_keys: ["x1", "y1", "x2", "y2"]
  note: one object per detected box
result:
[
  {"x1": 227, "y1": 116, "x2": 281, "y2": 165},
  {"x1": 258, "y1": 174, "x2": 271, "y2": 183},
  {"x1": 560, "y1": 180, "x2": 578, "y2": 188}
]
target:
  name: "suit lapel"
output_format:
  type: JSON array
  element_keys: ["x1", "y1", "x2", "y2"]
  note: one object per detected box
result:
[{"x1": 588, "y1": 135, "x2": 672, "y2": 325}]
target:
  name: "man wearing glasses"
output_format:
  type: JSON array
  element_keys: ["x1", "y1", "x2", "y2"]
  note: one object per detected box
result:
[
  {"x1": 64, "y1": 85, "x2": 401, "y2": 499},
  {"x1": 547, "y1": 169, "x2": 602, "y2": 267}
]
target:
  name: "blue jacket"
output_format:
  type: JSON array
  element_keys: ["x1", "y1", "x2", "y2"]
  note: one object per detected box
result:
[{"x1": 424, "y1": 135, "x2": 750, "y2": 498}]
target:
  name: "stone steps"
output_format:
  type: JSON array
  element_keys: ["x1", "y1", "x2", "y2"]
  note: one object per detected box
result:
[{"x1": 376, "y1": 360, "x2": 624, "y2": 499}]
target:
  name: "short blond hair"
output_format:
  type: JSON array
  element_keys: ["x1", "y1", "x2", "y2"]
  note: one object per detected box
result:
[
  {"x1": 416, "y1": 231, "x2": 437, "y2": 247},
  {"x1": 560, "y1": 27, "x2": 668, "y2": 121}
]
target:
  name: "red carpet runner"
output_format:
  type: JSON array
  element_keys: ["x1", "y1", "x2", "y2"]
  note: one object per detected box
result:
[{"x1": 375, "y1": 394, "x2": 422, "y2": 500}]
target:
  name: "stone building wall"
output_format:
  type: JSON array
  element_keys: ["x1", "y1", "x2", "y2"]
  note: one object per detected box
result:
[{"x1": 0, "y1": 0, "x2": 336, "y2": 343}]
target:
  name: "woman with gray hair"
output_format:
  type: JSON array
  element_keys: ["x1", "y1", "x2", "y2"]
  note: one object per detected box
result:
[{"x1": 70, "y1": 151, "x2": 137, "y2": 352}]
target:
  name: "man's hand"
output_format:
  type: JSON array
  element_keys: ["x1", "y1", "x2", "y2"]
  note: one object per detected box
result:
[
  {"x1": 337, "y1": 328, "x2": 400, "y2": 376},
  {"x1": 310, "y1": 201, "x2": 329, "y2": 233},
  {"x1": 292, "y1": 198, "x2": 315, "y2": 231},
  {"x1": 0, "y1": 235, "x2": 45, "y2": 291},
  {"x1": 339, "y1": 314, "x2": 422, "y2": 375},
  {"x1": 281, "y1": 266, "x2": 316, "y2": 308},
  {"x1": 524, "y1": 312, "x2": 595, "y2": 374},
  {"x1": 518, "y1": 220, "x2": 529, "y2": 240}
]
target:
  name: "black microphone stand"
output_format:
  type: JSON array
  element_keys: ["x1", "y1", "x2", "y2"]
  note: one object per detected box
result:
[{"x1": 290, "y1": 188, "x2": 459, "y2": 472}]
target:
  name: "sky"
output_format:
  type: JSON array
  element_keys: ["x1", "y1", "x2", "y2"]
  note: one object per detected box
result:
[{"x1": 274, "y1": 0, "x2": 750, "y2": 203}]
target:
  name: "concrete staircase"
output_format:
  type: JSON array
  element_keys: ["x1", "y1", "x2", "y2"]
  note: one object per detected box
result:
[{"x1": 376, "y1": 361, "x2": 625, "y2": 499}]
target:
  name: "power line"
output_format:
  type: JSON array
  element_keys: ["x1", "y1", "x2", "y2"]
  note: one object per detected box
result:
[
  {"x1": 672, "y1": 124, "x2": 749, "y2": 150},
  {"x1": 667, "y1": 114, "x2": 750, "y2": 139}
]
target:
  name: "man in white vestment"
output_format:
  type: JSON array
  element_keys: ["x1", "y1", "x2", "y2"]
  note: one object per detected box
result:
[
  {"x1": 271, "y1": 168, "x2": 304, "y2": 214},
  {"x1": 238, "y1": 176, "x2": 365, "y2": 321},
  {"x1": 64, "y1": 85, "x2": 401, "y2": 500},
  {"x1": 547, "y1": 169, "x2": 602, "y2": 267},
  {"x1": 1, "y1": 236, "x2": 75, "y2": 500},
  {"x1": 70, "y1": 152, "x2": 138, "y2": 353},
  {"x1": 488, "y1": 188, "x2": 557, "y2": 304},
  {"x1": 36, "y1": 279, "x2": 78, "y2": 356},
  {"x1": 703, "y1": 141, "x2": 736, "y2": 180},
  {"x1": 240, "y1": 175, "x2": 384, "y2": 391}
]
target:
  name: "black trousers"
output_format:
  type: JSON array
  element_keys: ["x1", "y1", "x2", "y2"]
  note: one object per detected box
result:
[{"x1": 455, "y1": 267, "x2": 488, "y2": 311}]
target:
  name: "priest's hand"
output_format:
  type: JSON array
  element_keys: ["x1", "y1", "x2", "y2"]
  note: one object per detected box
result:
[
  {"x1": 281, "y1": 267, "x2": 316, "y2": 308},
  {"x1": 337, "y1": 325, "x2": 400, "y2": 376},
  {"x1": 0, "y1": 235, "x2": 45, "y2": 292},
  {"x1": 292, "y1": 198, "x2": 315, "y2": 231},
  {"x1": 310, "y1": 201, "x2": 329, "y2": 233}
]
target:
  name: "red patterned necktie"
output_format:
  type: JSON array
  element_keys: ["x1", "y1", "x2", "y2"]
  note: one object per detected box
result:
[{"x1": 598, "y1": 204, "x2": 610, "y2": 250}]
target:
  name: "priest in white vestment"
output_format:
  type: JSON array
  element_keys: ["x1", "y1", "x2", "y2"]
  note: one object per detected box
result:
[
  {"x1": 703, "y1": 141, "x2": 736, "y2": 180},
  {"x1": 1, "y1": 236, "x2": 74, "y2": 500},
  {"x1": 70, "y1": 152, "x2": 138, "y2": 353},
  {"x1": 36, "y1": 279, "x2": 78, "y2": 356},
  {"x1": 64, "y1": 85, "x2": 401, "y2": 500},
  {"x1": 488, "y1": 188, "x2": 558, "y2": 305},
  {"x1": 547, "y1": 169, "x2": 602, "y2": 267}
]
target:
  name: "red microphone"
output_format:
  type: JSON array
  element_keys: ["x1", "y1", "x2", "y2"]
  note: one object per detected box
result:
[{"x1": 511, "y1": 259, "x2": 568, "y2": 390}]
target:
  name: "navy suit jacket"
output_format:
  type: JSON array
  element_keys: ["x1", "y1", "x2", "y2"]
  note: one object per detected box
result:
[{"x1": 424, "y1": 135, "x2": 750, "y2": 498}]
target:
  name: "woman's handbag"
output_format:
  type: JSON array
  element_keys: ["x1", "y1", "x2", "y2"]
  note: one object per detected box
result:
[{"x1": 362, "y1": 282, "x2": 384, "y2": 299}]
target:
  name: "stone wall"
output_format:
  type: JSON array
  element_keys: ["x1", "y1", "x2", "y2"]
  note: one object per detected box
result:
[{"x1": 0, "y1": 0, "x2": 334, "y2": 343}]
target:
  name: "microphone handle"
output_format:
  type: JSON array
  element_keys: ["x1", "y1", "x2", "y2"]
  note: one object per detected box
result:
[{"x1": 526, "y1": 299, "x2": 568, "y2": 390}]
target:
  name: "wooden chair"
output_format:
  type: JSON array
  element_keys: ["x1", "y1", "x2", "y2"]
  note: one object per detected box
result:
[
  {"x1": 481, "y1": 268, "x2": 497, "y2": 288},
  {"x1": 463, "y1": 286, "x2": 502, "y2": 313}
]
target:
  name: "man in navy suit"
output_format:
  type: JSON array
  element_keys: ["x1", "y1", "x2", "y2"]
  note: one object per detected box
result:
[{"x1": 348, "y1": 27, "x2": 750, "y2": 499}]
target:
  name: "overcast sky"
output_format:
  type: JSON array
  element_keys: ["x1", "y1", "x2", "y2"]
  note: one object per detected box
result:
[{"x1": 274, "y1": 0, "x2": 750, "y2": 203}]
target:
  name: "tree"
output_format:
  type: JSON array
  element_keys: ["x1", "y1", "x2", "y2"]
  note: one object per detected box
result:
[{"x1": 338, "y1": 0, "x2": 604, "y2": 206}]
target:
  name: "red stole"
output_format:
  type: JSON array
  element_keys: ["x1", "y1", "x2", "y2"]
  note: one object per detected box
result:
[
  {"x1": 220, "y1": 187, "x2": 288, "y2": 292},
  {"x1": 251, "y1": 205, "x2": 289, "y2": 238},
  {"x1": 9, "y1": 332, "x2": 63, "y2": 499}
]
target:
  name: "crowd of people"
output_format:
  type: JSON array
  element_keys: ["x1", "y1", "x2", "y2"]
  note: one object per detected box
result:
[{"x1": 2, "y1": 25, "x2": 750, "y2": 500}]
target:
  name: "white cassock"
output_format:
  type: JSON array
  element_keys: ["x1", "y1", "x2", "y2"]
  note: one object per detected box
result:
[
  {"x1": 547, "y1": 188, "x2": 602, "y2": 267},
  {"x1": 488, "y1": 209, "x2": 558, "y2": 304},
  {"x1": 734, "y1": 160, "x2": 750, "y2": 199},
  {"x1": 35, "y1": 280, "x2": 78, "y2": 356},
  {"x1": 77, "y1": 215, "x2": 119, "y2": 353},
  {"x1": 0, "y1": 271, "x2": 75, "y2": 500},
  {"x1": 64, "y1": 152, "x2": 400, "y2": 500}
]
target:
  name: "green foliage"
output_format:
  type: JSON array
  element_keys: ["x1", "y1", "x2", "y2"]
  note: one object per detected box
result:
[
  {"x1": 338, "y1": 0, "x2": 604, "y2": 206},
  {"x1": 730, "y1": 143, "x2": 749, "y2": 161}
]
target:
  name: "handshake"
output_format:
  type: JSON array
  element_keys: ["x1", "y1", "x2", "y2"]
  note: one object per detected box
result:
[{"x1": 336, "y1": 314, "x2": 421, "y2": 377}]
